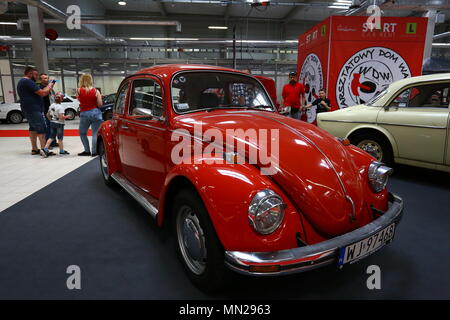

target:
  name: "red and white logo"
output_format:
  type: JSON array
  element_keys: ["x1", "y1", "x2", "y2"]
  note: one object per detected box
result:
[{"x1": 336, "y1": 47, "x2": 411, "y2": 108}]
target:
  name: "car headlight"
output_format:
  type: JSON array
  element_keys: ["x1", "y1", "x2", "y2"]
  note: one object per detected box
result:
[
  {"x1": 248, "y1": 189, "x2": 285, "y2": 235},
  {"x1": 368, "y1": 161, "x2": 393, "y2": 193}
]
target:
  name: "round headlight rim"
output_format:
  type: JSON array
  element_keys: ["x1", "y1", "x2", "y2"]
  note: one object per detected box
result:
[
  {"x1": 248, "y1": 189, "x2": 286, "y2": 235},
  {"x1": 368, "y1": 161, "x2": 393, "y2": 193}
]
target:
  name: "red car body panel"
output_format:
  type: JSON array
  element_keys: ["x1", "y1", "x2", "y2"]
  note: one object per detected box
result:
[{"x1": 97, "y1": 64, "x2": 391, "y2": 253}]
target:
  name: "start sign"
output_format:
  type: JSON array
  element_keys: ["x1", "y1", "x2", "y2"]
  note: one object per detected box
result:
[{"x1": 297, "y1": 16, "x2": 427, "y2": 111}]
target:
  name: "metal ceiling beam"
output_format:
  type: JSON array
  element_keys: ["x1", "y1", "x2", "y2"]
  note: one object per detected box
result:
[
  {"x1": 5, "y1": 0, "x2": 107, "y2": 41},
  {"x1": 155, "y1": 0, "x2": 167, "y2": 17}
]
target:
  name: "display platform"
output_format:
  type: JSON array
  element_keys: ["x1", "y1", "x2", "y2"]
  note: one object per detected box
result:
[{"x1": 0, "y1": 160, "x2": 448, "y2": 299}]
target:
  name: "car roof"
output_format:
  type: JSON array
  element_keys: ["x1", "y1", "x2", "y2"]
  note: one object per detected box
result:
[
  {"x1": 133, "y1": 64, "x2": 247, "y2": 80},
  {"x1": 389, "y1": 73, "x2": 450, "y2": 90}
]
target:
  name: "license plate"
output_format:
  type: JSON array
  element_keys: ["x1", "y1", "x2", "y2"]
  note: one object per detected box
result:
[{"x1": 338, "y1": 223, "x2": 395, "y2": 266}]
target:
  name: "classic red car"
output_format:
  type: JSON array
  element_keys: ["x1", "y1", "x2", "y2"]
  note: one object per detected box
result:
[{"x1": 97, "y1": 64, "x2": 404, "y2": 292}]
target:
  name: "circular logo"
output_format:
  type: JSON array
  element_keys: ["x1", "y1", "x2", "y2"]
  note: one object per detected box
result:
[
  {"x1": 299, "y1": 53, "x2": 324, "y2": 123},
  {"x1": 336, "y1": 47, "x2": 411, "y2": 109}
]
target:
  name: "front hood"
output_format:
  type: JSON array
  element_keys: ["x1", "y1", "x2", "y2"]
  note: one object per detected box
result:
[{"x1": 173, "y1": 110, "x2": 367, "y2": 237}]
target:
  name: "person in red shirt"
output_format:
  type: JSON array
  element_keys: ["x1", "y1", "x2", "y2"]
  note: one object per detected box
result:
[{"x1": 281, "y1": 72, "x2": 305, "y2": 119}]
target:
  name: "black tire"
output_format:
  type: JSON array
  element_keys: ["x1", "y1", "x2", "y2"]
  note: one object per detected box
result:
[
  {"x1": 98, "y1": 140, "x2": 116, "y2": 187},
  {"x1": 7, "y1": 111, "x2": 23, "y2": 124},
  {"x1": 173, "y1": 188, "x2": 229, "y2": 293},
  {"x1": 65, "y1": 109, "x2": 76, "y2": 121},
  {"x1": 350, "y1": 132, "x2": 393, "y2": 166},
  {"x1": 103, "y1": 110, "x2": 113, "y2": 121}
]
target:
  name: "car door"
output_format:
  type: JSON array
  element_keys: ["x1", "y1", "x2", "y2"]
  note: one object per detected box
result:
[
  {"x1": 120, "y1": 76, "x2": 167, "y2": 199},
  {"x1": 377, "y1": 81, "x2": 450, "y2": 164}
]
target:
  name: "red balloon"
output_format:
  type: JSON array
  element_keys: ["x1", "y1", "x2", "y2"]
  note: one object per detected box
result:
[{"x1": 45, "y1": 28, "x2": 58, "y2": 41}]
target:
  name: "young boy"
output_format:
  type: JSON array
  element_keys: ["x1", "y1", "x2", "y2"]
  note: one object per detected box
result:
[{"x1": 40, "y1": 92, "x2": 70, "y2": 157}]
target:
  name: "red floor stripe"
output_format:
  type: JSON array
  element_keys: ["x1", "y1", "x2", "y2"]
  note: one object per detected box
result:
[{"x1": 0, "y1": 129, "x2": 92, "y2": 137}]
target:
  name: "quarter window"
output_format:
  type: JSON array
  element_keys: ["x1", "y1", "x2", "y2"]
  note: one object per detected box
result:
[{"x1": 114, "y1": 82, "x2": 129, "y2": 114}]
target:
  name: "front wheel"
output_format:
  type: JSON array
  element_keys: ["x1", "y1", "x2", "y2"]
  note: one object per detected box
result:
[
  {"x1": 98, "y1": 140, "x2": 115, "y2": 187},
  {"x1": 173, "y1": 188, "x2": 229, "y2": 293}
]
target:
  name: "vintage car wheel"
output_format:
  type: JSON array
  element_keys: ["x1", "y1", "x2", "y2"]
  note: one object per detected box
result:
[
  {"x1": 98, "y1": 140, "x2": 115, "y2": 186},
  {"x1": 351, "y1": 132, "x2": 393, "y2": 165},
  {"x1": 7, "y1": 111, "x2": 23, "y2": 124},
  {"x1": 173, "y1": 188, "x2": 228, "y2": 292}
]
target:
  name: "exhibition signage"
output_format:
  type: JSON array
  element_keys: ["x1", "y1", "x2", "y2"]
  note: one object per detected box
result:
[{"x1": 297, "y1": 16, "x2": 427, "y2": 121}]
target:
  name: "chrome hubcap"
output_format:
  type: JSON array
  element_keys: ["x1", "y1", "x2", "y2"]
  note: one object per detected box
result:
[
  {"x1": 11, "y1": 114, "x2": 21, "y2": 123},
  {"x1": 357, "y1": 140, "x2": 383, "y2": 161},
  {"x1": 176, "y1": 206, "x2": 207, "y2": 275}
]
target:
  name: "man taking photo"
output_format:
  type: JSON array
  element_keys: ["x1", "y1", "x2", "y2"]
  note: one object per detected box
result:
[{"x1": 17, "y1": 67, "x2": 55, "y2": 155}]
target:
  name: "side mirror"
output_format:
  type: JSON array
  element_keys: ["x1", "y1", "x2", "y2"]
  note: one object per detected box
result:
[{"x1": 383, "y1": 105, "x2": 390, "y2": 111}]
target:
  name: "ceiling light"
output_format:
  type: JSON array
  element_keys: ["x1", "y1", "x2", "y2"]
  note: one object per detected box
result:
[
  {"x1": 0, "y1": 22, "x2": 17, "y2": 25},
  {"x1": 129, "y1": 37, "x2": 199, "y2": 41},
  {"x1": 118, "y1": 1, "x2": 127, "y2": 6},
  {"x1": 208, "y1": 26, "x2": 228, "y2": 30}
]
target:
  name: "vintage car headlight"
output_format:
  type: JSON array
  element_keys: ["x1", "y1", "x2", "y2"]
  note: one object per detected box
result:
[
  {"x1": 368, "y1": 161, "x2": 393, "y2": 193},
  {"x1": 248, "y1": 189, "x2": 286, "y2": 235}
]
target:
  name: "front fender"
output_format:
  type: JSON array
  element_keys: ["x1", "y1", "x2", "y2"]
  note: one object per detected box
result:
[
  {"x1": 97, "y1": 121, "x2": 120, "y2": 175},
  {"x1": 158, "y1": 155, "x2": 303, "y2": 252},
  {"x1": 346, "y1": 124, "x2": 398, "y2": 158}
]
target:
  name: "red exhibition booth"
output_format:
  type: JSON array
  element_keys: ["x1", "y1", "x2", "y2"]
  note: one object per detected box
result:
[{"x1": 297, "y1": 16, "x2": 428, "y2": 123}]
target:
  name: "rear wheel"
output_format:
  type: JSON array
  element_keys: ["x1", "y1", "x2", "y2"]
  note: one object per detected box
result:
[
  {"x1": 350, "y1": 132, "x2": 393, "y2": 166},
  {"x1": 65, "y1": 109, "x2": 76, "y2": 121},
  {"x1": 173, "y1": 188, "x2": 229, "y2": 293},
  {"x1": 98, "y1": 140, "x2": 115, "y2": 186},
  {"x1": 7, "y1": 111, "x2": 23, "y2": 124}
]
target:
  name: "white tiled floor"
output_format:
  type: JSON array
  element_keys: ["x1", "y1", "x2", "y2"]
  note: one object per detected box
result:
[{"x1": 0, "y1": 120, "x2": 95, "y2": 212}]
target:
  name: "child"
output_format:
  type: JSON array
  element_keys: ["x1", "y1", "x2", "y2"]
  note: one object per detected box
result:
[{"x1": 40, "y1": 92, "x2": 70, "y2": 157}]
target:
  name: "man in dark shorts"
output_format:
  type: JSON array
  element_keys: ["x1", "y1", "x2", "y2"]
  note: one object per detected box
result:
[
  {"x1": 39, "y1": 73, "x2": 57, "y2": 148},
  {"x1": 16, "y1": 67, "x2": 55, "y2": 154}
]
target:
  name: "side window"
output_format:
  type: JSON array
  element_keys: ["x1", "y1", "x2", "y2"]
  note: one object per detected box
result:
[
  {"x1": 129, "y1": 79, "x2": 164, "y2": 119},
  {"x1": 391, "y1": 83, "x2": 450, "y2": 108},
  {"x1": 63, "y1": 97, "x2": 72, "y2": 103},
  {"x1": 114, "y1": 82, "x2": 129, "y2": 114}
]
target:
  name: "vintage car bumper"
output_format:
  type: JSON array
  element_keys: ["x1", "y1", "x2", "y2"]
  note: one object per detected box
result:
[{"x1": 224, "y1": 193, "x2": 404, "y2": 276}]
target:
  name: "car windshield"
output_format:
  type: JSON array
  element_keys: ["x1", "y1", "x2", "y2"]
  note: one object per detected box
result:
[
  {"x1": 171, "y1": 71, "x2": 274, "y2": 113},
  {"x1": 366, "y1": 84, "x2": 390, "y2": 106}
]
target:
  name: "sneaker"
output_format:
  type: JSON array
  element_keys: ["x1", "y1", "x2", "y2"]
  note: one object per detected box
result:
[
  {"x1": 60, "y1": 150, "x2": 70, "y2": 155},
  {"x1": 78, "y1": 151, "x2": 91, "y2": 156},
  {"x1": 31, "y1": 149, "x2": 40, "y2": 155},
  {"x1": 91, "y1": 153, "x2": 98, "y2": 157},
  {"x1": 40, "y1": 149, "x2": 49, "y2": 158}
]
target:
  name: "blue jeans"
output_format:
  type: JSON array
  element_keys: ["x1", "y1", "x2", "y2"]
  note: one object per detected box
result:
[
  {"x1": 79, "y1": 108, "x2": 103, "y2": 154},
  {"x1": 49, "y1": 122, "x2": 64, "y2": 140}
]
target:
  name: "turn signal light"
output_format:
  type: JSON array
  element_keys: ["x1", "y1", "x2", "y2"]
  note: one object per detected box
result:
[
  {"x1": 338, "y1": 138, "x2": 351, "y2": 146},
  {"x1": 249, "y1": 265, "x2": 280, "y2": 273}
]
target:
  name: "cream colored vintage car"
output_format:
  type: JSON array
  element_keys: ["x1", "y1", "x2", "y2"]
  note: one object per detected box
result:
[{"x1": 317, "y1": 73, "x2": 450, "y2": 173}]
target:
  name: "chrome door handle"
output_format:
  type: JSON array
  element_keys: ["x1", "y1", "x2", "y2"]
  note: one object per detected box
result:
[{"x1": 121, "y1": 125, "x2": 129, "y2": 130}]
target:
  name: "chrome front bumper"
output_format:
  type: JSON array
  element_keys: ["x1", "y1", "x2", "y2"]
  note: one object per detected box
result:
[{"x1": 224, "y1": 193, "x2": 404, "y2": 276}]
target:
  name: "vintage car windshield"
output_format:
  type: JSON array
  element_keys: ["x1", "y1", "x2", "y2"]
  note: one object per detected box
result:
[
  {"x1": 366, "y1": 84, "x2": 390, "y2": 106},
  {"x1": 171, "y1": 71, "x2": 274, "y2": 113}
]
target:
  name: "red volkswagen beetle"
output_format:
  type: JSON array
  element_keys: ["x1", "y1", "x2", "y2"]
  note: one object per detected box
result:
[{"x1": 97, "y1": 64, "x2": 403, "y2": 291}]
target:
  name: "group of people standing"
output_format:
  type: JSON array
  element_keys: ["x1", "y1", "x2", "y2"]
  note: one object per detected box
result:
[
  {"x1": 17, "y1": 67, "x2": 103, "y2": 157},
  {"x1": 281, "y1": 71, "x2": 331, "y2": 124}
]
